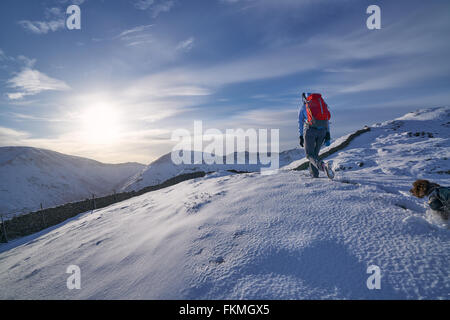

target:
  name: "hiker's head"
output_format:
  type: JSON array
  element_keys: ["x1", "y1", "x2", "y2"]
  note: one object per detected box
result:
[{"x1": 410, "y1": 179, "x2": 440, "y2": 198}]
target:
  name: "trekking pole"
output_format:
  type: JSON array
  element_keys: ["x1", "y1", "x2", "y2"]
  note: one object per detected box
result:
[
  {"x1": 302, "y1": 92, "x2": 308, "y2": 104},
  {"x1": 1, "y1": 213, "x2": 8, "y2": 243}
]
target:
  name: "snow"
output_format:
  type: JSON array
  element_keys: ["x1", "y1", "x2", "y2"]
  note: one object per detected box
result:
[
  {"x1": 0, "y1": 147, "x2": 145, "y2": 217},
  {"x1": 0, "y1": 107, "x2": 449, "y2": 299},
  {"x1": 122, "y1": 149, "x2": 305, "y2": 192}
]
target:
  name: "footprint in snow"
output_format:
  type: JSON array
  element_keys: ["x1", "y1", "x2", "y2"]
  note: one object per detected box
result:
[
  {"x1": 184, "y1": 191, "x2": 226, "y2": 214},
  {"x1": 401, "y1": 215, "x2": 440, "y2": 235},
  {"x1": 23, "y1": 268, "x2": 41, "y2": 280},
  {"x1": 210, "y1": 256, "x2": 224, "y2": 264}
]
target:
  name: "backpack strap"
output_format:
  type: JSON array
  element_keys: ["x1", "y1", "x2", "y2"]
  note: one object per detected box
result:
[{"x1": 305, "y1": 102, "x2": 315, "y2": 126}]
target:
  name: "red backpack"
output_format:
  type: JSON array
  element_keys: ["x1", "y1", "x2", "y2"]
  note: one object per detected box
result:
[{"x1": 303, "y1": 93, "x2": 331, "y2": 128}]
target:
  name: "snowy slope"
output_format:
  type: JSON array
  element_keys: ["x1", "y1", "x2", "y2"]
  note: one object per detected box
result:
[
  {"x1": 122, "y1": 149, "x2": 305, "y2": 192},
  {"x1": 284, "y1": 107, "x2": 450, "y2": 206},
  {"x1": 0, "y1": 147, "x2": 145, "y2": 216},
  {"x1": 0, "y1": 107, "x2": 449, "y2": 299}
]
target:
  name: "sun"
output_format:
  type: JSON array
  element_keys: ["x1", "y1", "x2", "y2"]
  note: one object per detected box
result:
[{"x1": 80, "y1": 102, "x2": 121, "y2": 145}]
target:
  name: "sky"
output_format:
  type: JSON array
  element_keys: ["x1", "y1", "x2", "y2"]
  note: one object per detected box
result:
[{"x1": 0, "y1": 0, "x2": 449, "y2": 164}]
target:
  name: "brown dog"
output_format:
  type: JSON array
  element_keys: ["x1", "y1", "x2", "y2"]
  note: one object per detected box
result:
[{"x1": 410, "y1": 180, "x2": 440, "y2": 198}]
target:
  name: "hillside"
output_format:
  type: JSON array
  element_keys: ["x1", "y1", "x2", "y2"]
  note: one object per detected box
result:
[
  {"x1": 0, "y1": 107, "x2": 449, "y2": 299},
  {"x1": 122, "y1": 149, "x2": 305, "y2": 192},
  {"x1": 0, "y1": 147, "x2": 145, "y2": 216}
]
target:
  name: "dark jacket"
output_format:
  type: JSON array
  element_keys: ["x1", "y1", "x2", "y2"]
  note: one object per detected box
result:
[{"x1": 428, "y1": 186, "x2": 450, "y2": 218}]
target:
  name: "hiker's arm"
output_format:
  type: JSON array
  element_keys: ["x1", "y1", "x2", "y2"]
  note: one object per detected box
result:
[{"x1": 298, "y1": 104, "x2": 306, "y2": 136}]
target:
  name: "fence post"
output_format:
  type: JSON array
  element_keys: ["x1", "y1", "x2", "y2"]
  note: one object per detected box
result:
[
  {"x1": 40, "y1": 203, "x2": 46, "y2": 228},
  {"x1": 92, "y1": 194, "x2": 96, "y2": 214},
  {"x1": 1, "y1": 213, "x2": 8, "y2": 243}
]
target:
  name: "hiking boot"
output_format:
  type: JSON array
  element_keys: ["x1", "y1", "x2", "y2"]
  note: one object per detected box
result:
[{"x1": 321, "y1": 161, "x2": 335, "y2": 180}]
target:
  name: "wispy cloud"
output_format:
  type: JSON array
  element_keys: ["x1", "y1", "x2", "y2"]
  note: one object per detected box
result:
[
  {"x1": 0, "y1": 122, "x2": 174, "y2": 164},
  {"x1": 17, "y1": 1, "x2": 80, "y2": 34},
  {"x1": 127, "y1": 5, "x2": 450, "y2": 97},
  {"x1": 134, "y1": 0, "x2": 155, "y2": 10},
  {"x1": 133, "y1": 0, "x2": 175, "y2": 18},
  {"x1": 3, "y1": 112, "x2": 68, "y2": 123},
  {"x1": 176, "y1": 37, "x2": 195, "y2": 52},
  {"x1": 0, "y1": 49, "x2": 8, "y2": 61},
  {"x1": 117, "y1": 24, "x2": 154, "y2": 38},
  {"x1": 18, "y1": 19, "x2": 65, "y2": 35},
  {"x1": 151, "y1": 0, "x2": 174, "y2": 18},
  {"x1": 7, "y1": 68, "x2": 70, "y2": 100},
  {"x1": 17, "y1": 55, "x2": 37, "y2": 68},
  {"x1": 116, "y1": 24, "x2": 154, "y2": 47},
  {"x1": 58, "y1": 0, "x2": 86, "y2": 5},
  {"x1": 0, "y1": 126, "x2": 30, "y2": 146}
]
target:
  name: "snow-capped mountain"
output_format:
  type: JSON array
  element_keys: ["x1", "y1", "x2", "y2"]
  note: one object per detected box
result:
[
  {"x1": 0, "y1": 147, "x2": 145, "y2": 216},
  {"x1": 121, "y1": 149, "x2": 305, "y2": 192},
  {"x1": 0, "y1": 107, "x2": 449, "y2": 299}
]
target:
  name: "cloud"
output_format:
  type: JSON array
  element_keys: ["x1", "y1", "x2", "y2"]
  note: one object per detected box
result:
[
  {"x1": 45, "y1": 7, "x2": 63, "y2": 18},
  {"x1": 151, "y1": 0, "x2": 175, "y2": 17},
  {"x1": 133, "y1": 0, "x2": 175, "y2": 17},
  {"x1": 7, "y1": 68, "x2": 71, "y2": 100},
  {"x1": 18, "y1": 19, "x2": 65, "y2": 34},
  {"x1": 0, "y1": 49, "x2": 38, "y2": 74},
  {"x1": 124, "y1": 73, "x2": 213, "y2": 100},
  {"x1": 17, "y1": 0, "x2": 85, "y2": 35},
  {"x1": 176, "y1": 37, "x2": 195, "y2": 52},
  {"x1": 134, "y1": 0, "x2": 155, "y2": 10},
  {"x1": 57, "y1": 0, "x2": 86, "y2": 5},
  {"x1": 219, "y1": 0, "x2": 331, "y2": 10},
  {"x1": 2, "y1": 112, "x2": 67, "y2": 123},
  {"x1": 117, "y1": 24, "x2": 154, "y2": 38},
  {"x1": 129, "y1": 5, "x2": 450, "y2": 97},
  {"x1": 0, "y1": 49, "x2": 8, "y2": 61},
  {"x1": 17, "y1": 55, "x2": 37, "y2": 68},
  {"x1": 116, "y1": 24, "x2": 155, "y2": 47},
  {"x1": 0, "y1": 126, "x2": 30, "y2": 146},
  {"x1": 116, "y1": 25, "x2": 192, "y2": 64},
  {"x1": 0, "y1": 120, "x2": 174, "y2": 164}
]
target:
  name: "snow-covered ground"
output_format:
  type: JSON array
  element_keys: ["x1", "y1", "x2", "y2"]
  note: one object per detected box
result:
[
  {"x1": 0, "y1": 147, "x2": 145, "y2": 216},
  {"x1": 0, "y1": 107, "x2": 448, "y2": 299}
]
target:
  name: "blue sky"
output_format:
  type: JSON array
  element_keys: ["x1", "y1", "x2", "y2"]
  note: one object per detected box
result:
[{"x1": 0, "y1": 0, "x2": 449, "y2": 163}]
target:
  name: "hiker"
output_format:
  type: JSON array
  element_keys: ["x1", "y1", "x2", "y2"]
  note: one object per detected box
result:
[
  {"x1": 298, "y1": 92, "x2": 334, "y2": 179},
  {"x1": 410, "y1": 180, "x2": 449, "y2": 220}
]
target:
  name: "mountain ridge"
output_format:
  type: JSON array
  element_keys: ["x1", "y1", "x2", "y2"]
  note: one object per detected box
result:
[{"x1": 0, "y1": 146, "x2": 146, "y2": 216}]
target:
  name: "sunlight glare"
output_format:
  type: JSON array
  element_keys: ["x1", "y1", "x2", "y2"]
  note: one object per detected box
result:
[{"x1": 80, "y1": 102, "x2": 121, "y2": 145}]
